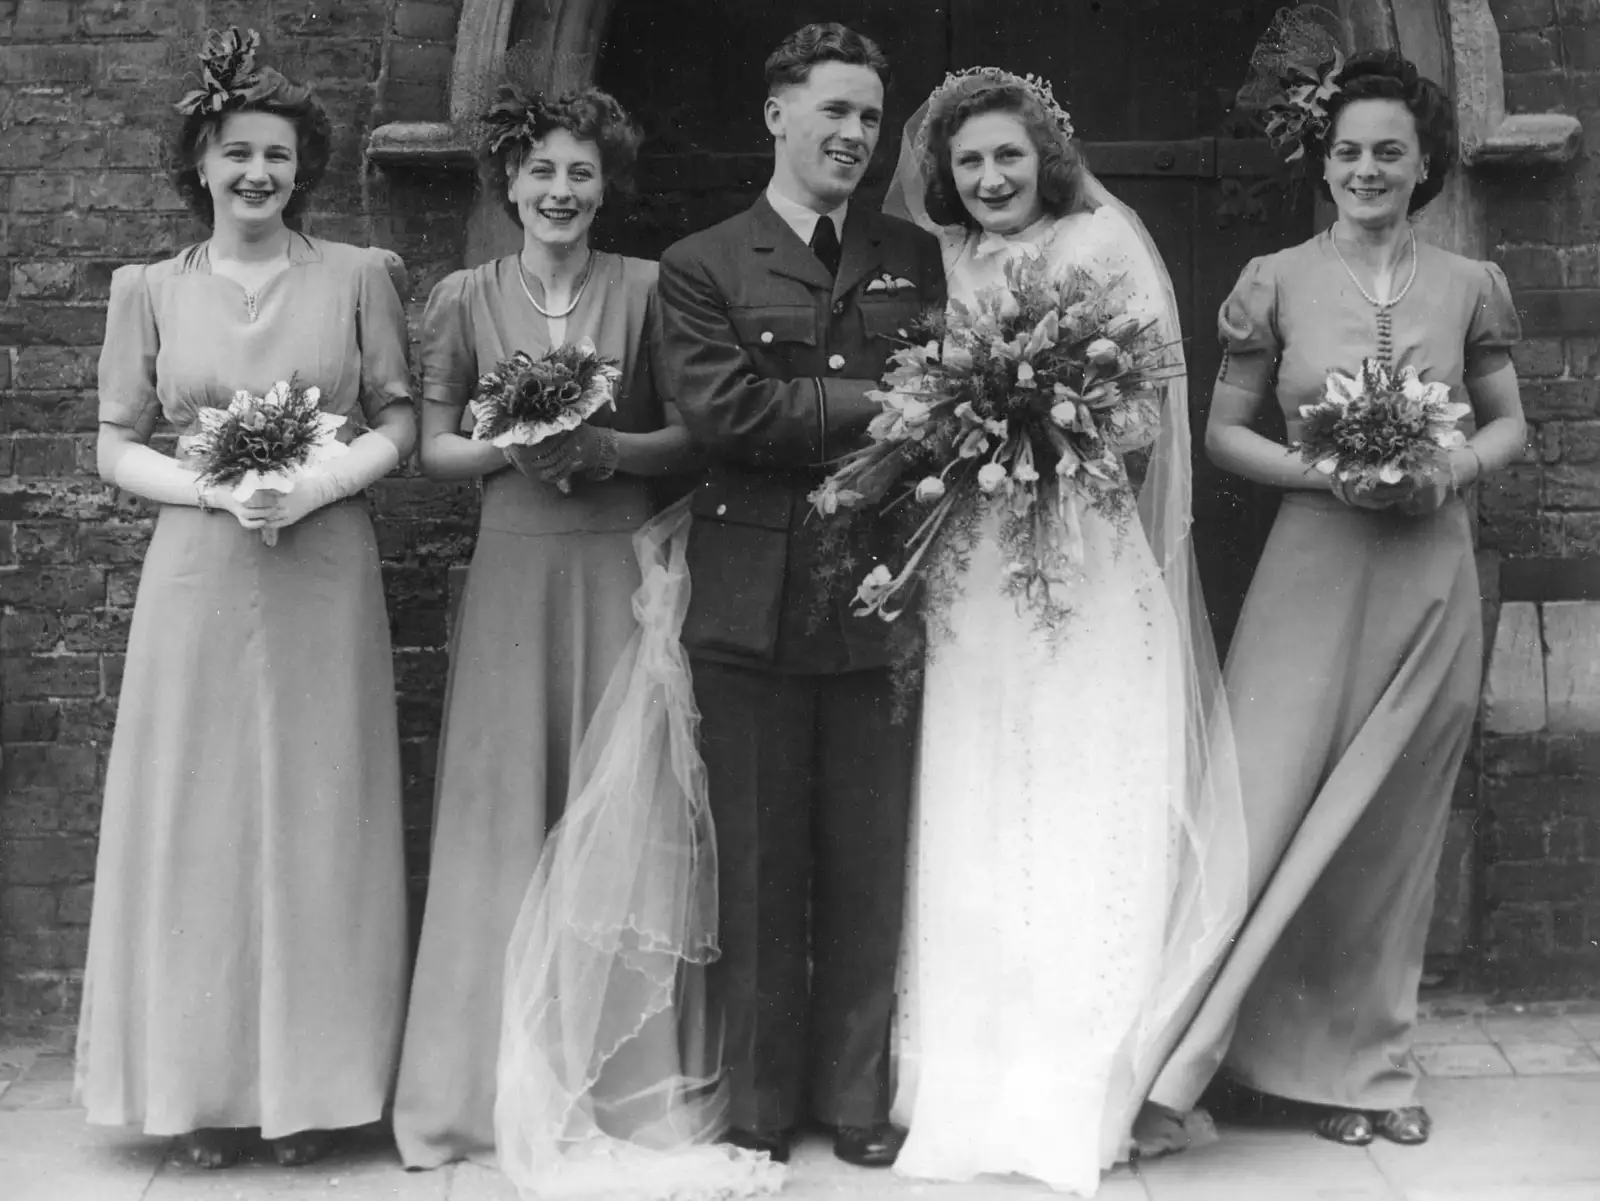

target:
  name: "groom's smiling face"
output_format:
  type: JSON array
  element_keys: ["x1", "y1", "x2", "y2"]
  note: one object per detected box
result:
[{"x1": 766, "y1": 61, "x2": 884, "y2": 211}]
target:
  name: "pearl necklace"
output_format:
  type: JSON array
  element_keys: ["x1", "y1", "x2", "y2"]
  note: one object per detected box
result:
[
  {"x1": 518, "y1": 250, "x2": 593, "y2": 319},
  {"x1": 1330, "y1": 227, "x2": 1418, "y2": 365}
]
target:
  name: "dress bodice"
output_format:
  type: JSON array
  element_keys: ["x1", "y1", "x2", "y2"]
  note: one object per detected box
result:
[
  {"x1": 1218, "y1": 232, "x2": 1520, "y2": 440},
  {"x1": 97, "y1": 235, "x2": 412, "y2": 438},
  {"x1": 420, "y1": 252, "x2": 663, "y2": 536}
]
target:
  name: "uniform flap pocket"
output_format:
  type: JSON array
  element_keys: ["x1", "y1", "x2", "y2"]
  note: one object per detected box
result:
[
  {"x1": 859, "y1": 299, "x2": 922, "y2": 342},
  {"x1": 729, "y1": 305, "x2": 817, "y2": 349},
  {"x1": 689, "y1": 472, "x2": 794, "y2": 530}
]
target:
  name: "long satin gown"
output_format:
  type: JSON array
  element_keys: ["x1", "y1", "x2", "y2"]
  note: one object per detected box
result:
[
  {"x1": 75, "y1": 236, "x2": 412, "y2": 1138},
  {"x1": 893, "y1": 207, "x2": 1199, "y2": 1196},
  {"x1": 1149, "y1": 233, "x2": 1520, "y2": 1113},
  {"x1": 392, "y1": 253, "x2": 665, "y2": 1168}
]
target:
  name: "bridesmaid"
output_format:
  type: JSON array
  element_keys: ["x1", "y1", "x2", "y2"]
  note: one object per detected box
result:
[
  {"x1": 76, "y1": 30, "x2": 414, "y2": 1169},
  {"x1": 392, "y1": 82, "x2": 700, "y2": 1168},
  {"x1": 1147, "y1": 52, "x2": 1525, "y2": 1146}
]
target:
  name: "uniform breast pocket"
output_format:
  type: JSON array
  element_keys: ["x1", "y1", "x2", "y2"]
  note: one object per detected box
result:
[
  {"x1": 859, "y1": 299, "x2": 924, "y2": 348},
  {"x1": 729, "y1": 305, "x2": 817, "y2": 370}
]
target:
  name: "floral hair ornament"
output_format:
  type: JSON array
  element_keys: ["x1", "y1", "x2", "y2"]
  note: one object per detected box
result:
[
  {"x1": 1237, "y1": 4, "x2": 1355, "y2": 162},
  {"x1": 914, "y1": 66, "x2": 1075, "y2": 166},
  {"x1": 175, "y1": 27, "x2": 279, "y2": 116},
  {"x1": 480, "y1": 81, "x2": 559, "y2": 158}
]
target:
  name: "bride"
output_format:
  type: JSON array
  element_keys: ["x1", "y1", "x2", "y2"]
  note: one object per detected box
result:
[{"x1": 883, "y1": 69, "x2": 1248, "y2": 1195}]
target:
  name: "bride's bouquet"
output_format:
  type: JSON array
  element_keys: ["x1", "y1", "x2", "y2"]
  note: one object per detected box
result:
[
  {"x1": 188, "y1": 377, "x2": 347, "y2": 546},
  {"x1": 469, "y1": 338, "x2": 622, "y2": 493},
  {"x1": 1294, "y1": 357, "x2": 1470, "y2": 489},
  {"x1": 810, "y1": 249, "x2": 1178, "y2": 630}
]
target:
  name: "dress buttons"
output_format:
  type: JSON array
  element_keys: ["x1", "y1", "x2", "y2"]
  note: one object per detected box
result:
[
  {"x1": 828, "y1": 354, "x2": 846, "y2": 370},
  {"x1": 716, "y1": 504, "x2": 728, "y2": 516},
  {"x1": 760, "y1": 331, "x2": 774, "y2": 344}
]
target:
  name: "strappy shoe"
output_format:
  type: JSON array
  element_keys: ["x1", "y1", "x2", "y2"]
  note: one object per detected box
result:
[
  {"x1": 175, "y1": 1128, "x2": 243, "y2": 1169},
  {"x1": 269, "y1": 1128, "x2": 335, "y2": 1167},
  {"x1": 1312, "y1": 1108, "x2": 1375, "y2": 1146},
  {"x1": 1375, "y1": 1106, "x2": 1431, "y2": 1145}
]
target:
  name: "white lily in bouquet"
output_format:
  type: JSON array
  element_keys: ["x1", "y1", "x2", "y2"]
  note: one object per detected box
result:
[
  {"x1": 188, "y1": 377, "x2": 348, "y2": 546},
  {"x1": 810, "y1": 249, "x2": 1181, "y2": 631},
  {"x1": 1294, "y1": 357, "x2": 1471, "y2": 489}
]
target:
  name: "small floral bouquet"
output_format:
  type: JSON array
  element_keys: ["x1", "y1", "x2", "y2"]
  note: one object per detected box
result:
[
  {"x1": 810, "y1": 248, "x2": 1178, "y2": 632},
  {"x1": 468, "y1": 338, "x2": 622, "y2": 493},
  {"x1": 188, "y1": 378, "x2": 347, "y2": 545},
  {"x1": 1295, "y1": 358, "x2": 1470, "y2": 489}
]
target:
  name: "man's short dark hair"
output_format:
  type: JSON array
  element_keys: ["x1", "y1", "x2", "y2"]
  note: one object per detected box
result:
[{"x1": 764, "y1": 22, "x2": 890, "y2": 95}]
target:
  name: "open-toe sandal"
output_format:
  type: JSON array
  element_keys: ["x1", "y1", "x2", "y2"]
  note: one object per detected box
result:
[
  {"x1": 1376, "y1": 1106, "x2": 1431, "y2": 1145},
  {"x1": 270, "y1": 1129, "x2": 335, "y2": 1167},
  {"x1": 1313, "y1": 1108, "x2": 1375, "y2": 1146},
  {"x1": 176, "y1": 1128, "x2": 243, "y2": 1169}
]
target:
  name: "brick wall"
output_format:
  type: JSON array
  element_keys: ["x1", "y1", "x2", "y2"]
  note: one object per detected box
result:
[
  {"x1": 0, "y1": 0, "x2": 470, "y2": 1033},
  {"x1": 1476, "y1": 0, "x2": 1600, "y2": 988}
]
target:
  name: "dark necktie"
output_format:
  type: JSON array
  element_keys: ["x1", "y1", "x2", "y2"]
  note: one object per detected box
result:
[{"x1": 809, "y1": 216, "x2": 841, "y2": 277}]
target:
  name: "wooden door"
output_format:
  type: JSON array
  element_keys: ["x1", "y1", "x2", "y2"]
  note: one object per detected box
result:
[{"x1": 596, "y1": 0, "x2": 1312, "y2": 650}]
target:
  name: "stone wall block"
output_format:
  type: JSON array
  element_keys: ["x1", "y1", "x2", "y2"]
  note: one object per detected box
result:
[
  {"x1": 1485, "y1": 601, "x2": 1549, "y2": 734},
  {"x1": 1545, "y1": 601, "x2": 1600, "y2": 731}
]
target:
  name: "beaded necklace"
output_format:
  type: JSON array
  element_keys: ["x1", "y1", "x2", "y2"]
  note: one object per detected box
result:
[{"x1": 1330, "y1": 227, "x2": 1418, "y2": 365}]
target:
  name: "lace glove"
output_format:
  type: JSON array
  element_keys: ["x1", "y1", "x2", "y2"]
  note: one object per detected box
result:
[
  {"x1": 504, "y1": 426, "x2": 619, "y2": 491},
  {"x1": 262, "y1": 429, "x2": 403, "y2": 532}
]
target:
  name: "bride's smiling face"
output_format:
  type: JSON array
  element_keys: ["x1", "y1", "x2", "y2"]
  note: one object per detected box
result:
[{"x1": 950, "y1": 110, "x2": 1044, "y2": 235}]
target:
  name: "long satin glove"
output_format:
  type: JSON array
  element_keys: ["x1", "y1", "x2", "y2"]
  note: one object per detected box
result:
[
  {"x1": 106, "y1": 441, "x2": 274, "y2": 532},
  {"x1": 260, "y1": 429, "x2": 404, "y2": 537}
]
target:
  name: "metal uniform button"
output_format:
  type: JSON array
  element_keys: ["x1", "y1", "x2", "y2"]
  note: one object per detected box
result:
[
  {"x1": 760, "y1": 331, "x2": 774, "y2": 344},
  {"x1": 716, "y1": 504, "x2": 728, "y2": 516},
  {"x1": 828, "y1": 354, "x2": 846, "y2": 370}
]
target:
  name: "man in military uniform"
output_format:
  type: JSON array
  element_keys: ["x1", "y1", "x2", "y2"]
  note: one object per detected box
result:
[{"x1": 655, "y1": 21, "x2": 945, "y2": 1170}]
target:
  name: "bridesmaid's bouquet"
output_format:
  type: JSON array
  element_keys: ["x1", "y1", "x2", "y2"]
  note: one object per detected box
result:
[
  {"x1": 469, "y1": 338, "x2": 621, "y2": 493},
  {"x1": 1295, "y1": 358, "x2": 1470, "y2": 489},
  {"x1": 189, "y1": 378, "x2": 348, "y2": 546},
  {"x1": 810, "y1": 249, "x2": 1178, "y2": 630}
]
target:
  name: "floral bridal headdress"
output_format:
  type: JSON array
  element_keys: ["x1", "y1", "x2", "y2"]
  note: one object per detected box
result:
[{"x1": 915, "y1": 66, "x2": 1074, "y2": 157}]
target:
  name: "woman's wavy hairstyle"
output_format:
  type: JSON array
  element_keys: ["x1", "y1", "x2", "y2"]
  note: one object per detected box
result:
[
  {"x1": 922, "y1": 82, "x2": 1090, "y2": 230},
  {"x1": 480, "y1": 86, "x2": 643, "y2": 230},
  {"x1": 169, "y1": 73, "x2": 332, "y2": 229},
  {"x1": 1310, "y1": 50, "x2": 1456, "y2": 214}
]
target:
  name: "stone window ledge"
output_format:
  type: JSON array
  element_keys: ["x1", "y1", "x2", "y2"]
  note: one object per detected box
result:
[
  {"x1": 366, "y1": 121, "x2": 475, "y2": 169},
  {"x1": 1465, "y1": 114, "x2": 1583, "y2": 170}
]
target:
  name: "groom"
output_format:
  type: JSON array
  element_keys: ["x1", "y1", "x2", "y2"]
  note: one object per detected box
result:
[{"x1": 655, "y1": 22, "x2": 944, "y2": 1168}]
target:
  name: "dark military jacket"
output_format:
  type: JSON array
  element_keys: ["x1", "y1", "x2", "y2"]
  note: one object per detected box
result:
[{"x1": 655, "y1": 194, "x2": 946, "y2": 672}]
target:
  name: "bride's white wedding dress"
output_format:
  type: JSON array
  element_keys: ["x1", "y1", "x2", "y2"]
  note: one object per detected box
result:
[{"x1": 891, "y1": 207, "x2": 1197, "y2": 1195}]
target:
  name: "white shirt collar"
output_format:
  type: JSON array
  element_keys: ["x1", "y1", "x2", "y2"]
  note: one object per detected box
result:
[{"x1": 766, "y1": 182, "x2": 847, "y2": 246}]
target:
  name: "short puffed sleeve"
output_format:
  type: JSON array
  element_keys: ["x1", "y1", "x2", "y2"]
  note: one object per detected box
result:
[
  {"x1": 98, "y1": 264, "x2": 160, "y2": 431},
  {"x1": 1465, "y1": 261, "x2": 1520, "y2": 380},
  {"x1": 420, "y1": 270, "x2": 477, "y2": 405},
  {"x1": 356, "y1": 247, "x2": 413, "y2": 423},
  {"x1": 1217, "y1": 255, "x2": 1281, "y2": 358}
]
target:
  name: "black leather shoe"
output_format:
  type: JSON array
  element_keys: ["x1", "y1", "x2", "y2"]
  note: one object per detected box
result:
[
  {"x1": 721, "y1": 1127, "x2": 791, "y2": 1164},
  {"x1": 833, "y1": 1123, "x2": 905, "y2": 1167}
]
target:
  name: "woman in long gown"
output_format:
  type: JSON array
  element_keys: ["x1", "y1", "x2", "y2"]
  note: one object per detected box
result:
[
  {"x1": 75, "y1": 30, "x2": 414, "y2": 1170},
  {"x1": 1146, "y1": 51, "x2": 1526, "y2": 1147},
  {"x1": 882, "y1": 70, "x2": 1247, "y2": 1196},
  {"x1": 391, "y1": 82, "x2": 705, "y2": 1170}
]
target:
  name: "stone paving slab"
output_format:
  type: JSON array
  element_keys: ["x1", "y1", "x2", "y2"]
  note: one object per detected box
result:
[
  {"x1": 4, "y1": 1014, "x2": 1600, "y2": 1200},
  {"x1": 0, "y1": 1107, "x2": 166, "y2": 1201}
]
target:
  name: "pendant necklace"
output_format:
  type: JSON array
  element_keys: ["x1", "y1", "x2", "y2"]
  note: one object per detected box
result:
[
  {"x1": 518, "y1": 250, "x2": 593, "y2": 319},
  {"x1": 1330, "y1": 226, "x2": 1418, "y2": 365}
]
